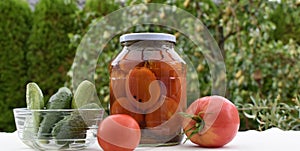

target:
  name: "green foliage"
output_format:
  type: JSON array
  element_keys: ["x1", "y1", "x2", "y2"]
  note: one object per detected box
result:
[
  {"x1": 212, "y1": 1, "x2": 300, "y2": 130},
  {"x1": 68, "y1": 0, "x2": 121, "y2": 111},
  {"x1": 67, "y1": 0, "x2": 300, "y2": 130},
  {"x1": 241, "y1": 95, "x2": 300, "y2": 131},
  {"x1": 84, "y1": 0, "x2": 120, "y2": 16},
  {"x1": 0, "y1": 0, "x2": 32, "y2": 132},
  {"x1": 26, "y1": 0, "x2": 78, "y2": 102},
  {"x1": 269, "y1": 1, "x2": 300, "y2": 44},
  {"x1": 1, "y1": 0, "x2": 299, "y2": 132}
]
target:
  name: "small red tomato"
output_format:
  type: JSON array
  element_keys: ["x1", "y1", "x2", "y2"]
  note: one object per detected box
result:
[
  {"x1": 182, "y1": 95, "x2": 240, "y2": 148},
  {"x1": 97, "y1": 114, "x2": 141, "y2": 151}
]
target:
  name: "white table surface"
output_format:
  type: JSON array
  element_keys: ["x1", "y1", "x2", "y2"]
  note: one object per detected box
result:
[{"x1": 0, "y1": 128, "x2": 299, "y2": 151}]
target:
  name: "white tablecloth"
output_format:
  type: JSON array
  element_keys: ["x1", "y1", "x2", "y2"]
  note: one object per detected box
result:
[{"x1": 0, "y1": 128, "x2": 299, "y2": 151}]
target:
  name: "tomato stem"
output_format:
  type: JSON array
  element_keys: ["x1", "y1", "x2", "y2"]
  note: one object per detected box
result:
[{"x1": 179, "y1": 112, "x2": 205, "y2": 144}]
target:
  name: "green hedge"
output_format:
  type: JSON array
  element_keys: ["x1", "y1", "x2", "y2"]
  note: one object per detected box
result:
[
  {"x1": 26, "y1": 0, "x2": 78, "y2": 103},
  {"x1": 0, "y1": 0, "x2": 32, "y2": 132}
]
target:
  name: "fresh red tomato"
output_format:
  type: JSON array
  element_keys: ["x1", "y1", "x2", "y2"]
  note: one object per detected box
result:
[
  {"x1": 97, "y1": 114, "x2": 141, "y2": 151},
  {"x1": 182, "y1": 95, "x2": 240, "y2": 148}
]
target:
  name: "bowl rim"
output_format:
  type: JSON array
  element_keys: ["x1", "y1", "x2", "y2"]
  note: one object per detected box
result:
[{"x1": 13, "y1": 107, "x2": 104, "y2": 112}]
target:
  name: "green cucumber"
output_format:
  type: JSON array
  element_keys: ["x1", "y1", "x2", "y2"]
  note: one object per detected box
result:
[
  {"x1": 77, "y1": 103, "x2": 102, "y2": 126},
  {"x1": 38, "y1": 87, "x2": 72, "y2": 140},
  {"x1": 23, "y1": 82, "x2": 44, "y2": 147},
  {"x1": 72, "y1": 80, "x2": 100, "y2": 109},
  {"x1": 51, "y1": 103, "x2": 101, "y2": 147},
  {"x1": 46, "y1": 87, "x2": 73, "y2": 109},
  {"x1": 51, "y1": 111, "x2": 87, "y2": 147},
  {"x1": 26, "y1": 82, "x2": 44, "y2": 110}
]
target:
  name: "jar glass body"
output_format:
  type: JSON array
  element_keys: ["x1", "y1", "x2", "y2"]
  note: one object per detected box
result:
[{"x1": 109, "y1": 40, "x2": 186, "y2": 146}]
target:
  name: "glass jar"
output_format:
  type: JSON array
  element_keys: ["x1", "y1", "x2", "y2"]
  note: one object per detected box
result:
[{"x1": 109, "y1": 33, "x2": 186, "y2": 146}]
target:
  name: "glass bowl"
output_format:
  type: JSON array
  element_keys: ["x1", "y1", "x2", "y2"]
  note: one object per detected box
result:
[{"x1": 13, "y1": 108, "x2": 104, "y2": 150}]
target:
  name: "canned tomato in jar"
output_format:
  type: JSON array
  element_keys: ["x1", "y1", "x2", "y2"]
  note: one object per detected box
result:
[{"x1": 109, "y1": 33, "x2": 186, "y2": 146}]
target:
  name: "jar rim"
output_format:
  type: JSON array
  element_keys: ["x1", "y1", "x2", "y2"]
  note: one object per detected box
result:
[{"x1": 120, "y1": 33, "x2": 176, "y2": 43}]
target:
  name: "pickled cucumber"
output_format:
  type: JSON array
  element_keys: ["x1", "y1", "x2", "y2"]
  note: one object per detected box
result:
[{"x1": 38, "y1": 87, "x2": 72, "y2": 140}]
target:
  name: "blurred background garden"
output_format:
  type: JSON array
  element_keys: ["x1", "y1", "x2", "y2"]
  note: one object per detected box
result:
[{"x1": 0, "y1": 0, "x2": 299, "y2": 132}]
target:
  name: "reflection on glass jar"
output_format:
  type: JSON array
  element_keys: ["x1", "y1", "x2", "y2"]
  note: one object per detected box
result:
[{"x1": 109, "y1": 33, "x2": 186, "y2": 146}]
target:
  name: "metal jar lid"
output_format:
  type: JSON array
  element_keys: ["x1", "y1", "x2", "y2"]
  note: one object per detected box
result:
[{"x1": 120, "y1": 33, "x2": 176, "y2": 43}]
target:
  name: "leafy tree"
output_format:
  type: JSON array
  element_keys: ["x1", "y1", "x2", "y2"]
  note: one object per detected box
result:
[
  {"x1": 84, "y1": 0, "x2": 120, "y2": 16},
  {"x1": 175, "y1": 0, "x2": 300, "y2": 130},
  {"x1": 77, "y1": 0, "x2": 300, "y2": 130},
  {"x1": 269, "y1": 0, "x2": 300, "y2": 44}
]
